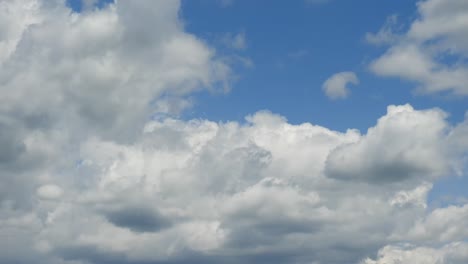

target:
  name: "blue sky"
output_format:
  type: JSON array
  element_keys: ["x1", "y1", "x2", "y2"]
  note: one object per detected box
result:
[
  {"x1": 2, "y1": 1, "x2": 468, "y2": 263},
  {"x1": 181, "y1": 0, "x2": 468, "y2": 130},
  {"x1": 181, "y1": 0, "x2": 468, "y2": 206},
  {"x1": 65, "y1": 0, "x2": 468, "y2": 129}
]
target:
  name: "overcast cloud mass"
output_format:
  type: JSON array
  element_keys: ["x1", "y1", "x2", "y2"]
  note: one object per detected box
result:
[{"x1": 1, "y1": 0, "x2": 468, "y2": 264}]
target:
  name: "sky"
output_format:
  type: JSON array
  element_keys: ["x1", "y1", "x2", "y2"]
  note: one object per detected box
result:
[{"x1": 0, "y1": 0, "x2": 468, "y2": 264}]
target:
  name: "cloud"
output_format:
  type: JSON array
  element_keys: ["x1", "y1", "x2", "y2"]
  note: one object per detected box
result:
[
  {"x1": 0, "y1": 0, "x2": 468, "y2": 264},
  {"x1": 395, "y1": 204, "x2": 468, "y2": 243},
  {"x1": 369, "y1": 0, "x2": 468, "y2": 95},
  {"x1": 219, "y1": 0, "x2": 234, "y2": 8},
  {"x1": 103, "y1": 205, "x2": 172, "y2": 233},
  {"x1": 325, "y1": 104, "x2": 450, "y2": 183},
  {"x1": 36, "y1": 184, "x2": 63, "y2": 200},
  {"x1": 287, "y1": 49, "x2": 309, "y2": 59},
  {"x1": 1, "y1": 103, "x2": 466, "y2": 264},
  {"x1": 0, "y1": 0, "x2": 230, "y2": 142},
  {"x1": 305, "y1": 0, "x2": 330, "y2": 5},
  {"x1": 221, "y1": 31, "x2": 247, "y2": 50},
  {"x1": 322, "y1": 71, "x2": 359, "y2": 99},
  {"x1": 365, "y1": 15, "x2": 401, "y2": 45},
  {"x1": 363, "y1": 242, "x2": 468, "y2": 264}
]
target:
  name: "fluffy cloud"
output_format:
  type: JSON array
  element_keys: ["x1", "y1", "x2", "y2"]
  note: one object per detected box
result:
[
  {"x1": 0, "y1": 0, "x2": 230, "y2": 142},
  {"x1": 325, "y1": 104, "x2": 450, "y2": 183},
  {"x1": 322, "y1": 71, "x2": 359, "y2": 99},
  {"x1": 363, "y1": 242, "x2": 468, "y2": 264},
  {"x1": 2, "y1": 104, "x2": 468, "y2": 264},
  {"x1": 369, "y1": 0, "x2": 468, "y2": 95},
  {"x1": 1, "y1": 1, "x2": 468, "y2": 264}
]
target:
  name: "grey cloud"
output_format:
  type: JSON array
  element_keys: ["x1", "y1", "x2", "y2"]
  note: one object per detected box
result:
[
  {"x1": 364, "y1": 242, "x2": 468, "y2": 264},
  {"x1": 104, "y1": 206, "x2": 172, "y2": 233},
  {"x1": 0, "y1": 0, "x2": 230, "y2": 143},
  {"x1": 3, "y1": 106, "x2": 468, "y2": 264},
  {"x1": 325, "y1": 104, "x2": 450, "y2": 184},
  {"x1": 1, "y1": 0, "x2": 468, "y2": 264},
  {"x1": 0, "y1": 121, "x2": 25, "y2": 166}
]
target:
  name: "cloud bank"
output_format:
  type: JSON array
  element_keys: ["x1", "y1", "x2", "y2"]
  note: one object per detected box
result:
[{"x1": 0, "y1": 1, "x2": 467, "y2": 264}]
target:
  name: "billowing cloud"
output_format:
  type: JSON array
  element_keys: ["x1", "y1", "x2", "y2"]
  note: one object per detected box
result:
[
  {"x1": 322, "y1": 71, "x2": 359, "y2": 99},
  {"x1": 325, "y1": 104, "x2": 450, "y2": 183},
  {"x1": 363, "y1": 242, "x2": 468, "y2": 264},
  {"x1": 2, "y1": 103, "x2": 468, "y2": 264},
  {"x1": 0, "y1": 0, "x2": 230, "y2": 142},
  {"x1": 1, "y1": 1, "x2": 468, "y2": 264},
  {"x1": 369, "y1": 0, "x2": 468, "y2": 95}
]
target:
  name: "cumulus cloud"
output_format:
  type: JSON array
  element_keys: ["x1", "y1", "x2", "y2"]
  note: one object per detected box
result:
[
  {"x1": 369, "y1": 0, "x2": 468, "y2": 95},
  {"x1": 325, "y1": 104, "x2": 450, "y2": 183},
  {"x1": 0, "y1": 0, "x2": 230, "y2": 142},
  {"x1": 322, "y1": 71, "x2": 359, "y2": 99},
  {"x1": 1, "y1": 1, "x2": 468, "y2": 264},
  {"x1": 363, "y1": 242, "x2": 468, "y2": 264},
  {"x1": 2, "y1": 103, "x2": 468, "y2": 264}
]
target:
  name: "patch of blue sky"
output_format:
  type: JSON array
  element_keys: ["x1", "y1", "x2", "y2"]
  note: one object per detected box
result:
[
  {"x1": 181, "y1": 0, "x2": 468, "y2": 207},
  {"x1": 66, "y1": 0, "x2": 468, "y2": 207},
  {"x1": 181, "y1": 0, "x2": 467, "y2": 132},
  {"x1": 66, "y1": 0, "x2": 114, "y2": 12}
]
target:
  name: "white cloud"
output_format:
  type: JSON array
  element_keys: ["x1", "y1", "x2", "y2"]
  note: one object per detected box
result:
[
  {"x1": 390, "y1": 182, "x2": 432, "y2": 209},
  {"x1": 398, "y1": 204, "x2": 468, "y2": 243},
  {"x1": 36, "y1": 184, "x2": 63, "y2": 200},
  {"x1": 0, "y1": 0, "x2": 230, "y2": 142},
  {"x1": 2, "y1": 103, "x2": 467, "y2": 264},
  {"x1": 322, "y1": 71, "x2": 359, "y2": 99},
  {"x1": 363, "y1": 242, "x2": 468, "y2": 264},
  {"x1": 0, "y1": 1, "x2": 468, "y2": 264},
  {"x1": 369, "y1": 0, "x2": 468, "y2": 95},
  {"x1": 325, "y1": 104, "x2": 450, "y2": 183}
]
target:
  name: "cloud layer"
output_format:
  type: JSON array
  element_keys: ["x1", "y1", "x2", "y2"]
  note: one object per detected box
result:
[{"x1": 0, "y1": 1, "x2": 467, "y2": 264}]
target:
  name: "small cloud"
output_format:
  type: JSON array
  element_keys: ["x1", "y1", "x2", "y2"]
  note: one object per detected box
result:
[
  {"x1": 221, "y1": 31, "x2": 247, "y2": 50},
  {"x1": 365, "y1": 14, "x2": 402, "y2": 45},
  {"x1": 322, "y1": 71, "x2": 359, "y2": 100},
  {"x1": 37, "y1": 184, "x2": 63, "y2": 200},
  {"x1": 219, "y1": 0, "x2": 234, "y2": 8},
  {"x1": 287, "y1": 49, "x2": 309, "y2": 59},
  {"x1": 230, "y1": 54, "x2": 254, "y2": 68},
  {"x1": 104, "y1": 206, "x2": 172, "y2": 233},
  {"x1": 305, "y1": 0, "x2": 330, "y2": 5}
]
